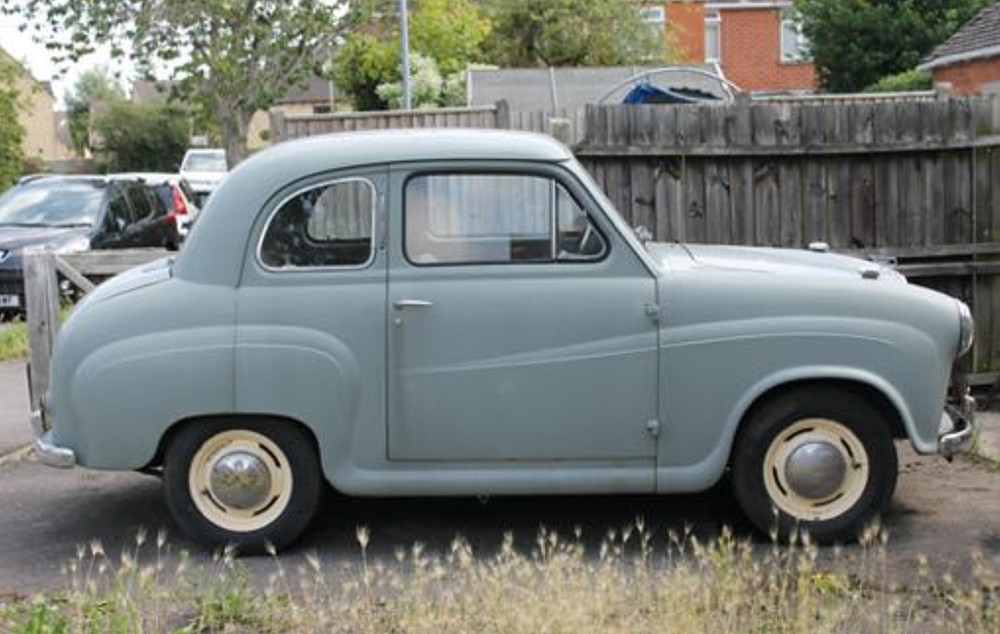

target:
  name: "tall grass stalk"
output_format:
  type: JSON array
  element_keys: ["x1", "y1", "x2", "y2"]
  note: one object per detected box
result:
[{"x1": 1, "y1": 524, "x2": 998, "y2": 633}]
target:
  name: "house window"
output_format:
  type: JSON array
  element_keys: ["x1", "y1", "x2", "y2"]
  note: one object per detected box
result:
[
  {"x1": 639, "y1": 6, "x2": 666, "y2": 38},
  {"x1": 705, "y1": 10, "x2": 720, "y2": 63},
  {"x1": 780, "y1": 10, "x2": 810, "y2": 62}
]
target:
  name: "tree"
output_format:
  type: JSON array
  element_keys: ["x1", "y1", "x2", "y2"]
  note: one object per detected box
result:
[
  {"x1": 91, "y1": 101, "x2": 189, "y2": 172},
  {"x1": 795, "y1": 0, "x2": 991, "y2": 93},
  {"x1": 63, "y1": 66, "x2": 126, "y2": 156},
  {"x1": 0, "y1": 54, "x2": 24, "y2": 190},
  {"x1": 1, "y1": 0, "x2": 348, "y2": 166},
  {"x1": 480, "y1": 0, "x2": 666, "y2": 67},
  {"x1": 375, "y1": 53, "x2": 467, "y2": 109},
  {"x1": 332, "y1": 0, "x2": 489, "y2": 110}
]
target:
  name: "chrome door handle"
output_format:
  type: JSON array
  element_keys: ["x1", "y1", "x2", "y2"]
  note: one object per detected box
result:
[{"x1": 393, "y1": 299, "x2": 433, "y2": 309}]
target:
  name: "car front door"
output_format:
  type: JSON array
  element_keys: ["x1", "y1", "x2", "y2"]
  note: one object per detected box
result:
[{"x1": 387, "y1": 164, "x2": 659, "y2": 480}]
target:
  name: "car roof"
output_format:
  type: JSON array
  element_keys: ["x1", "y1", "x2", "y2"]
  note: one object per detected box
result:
[
  {"x1": 18, "y1": 174, "x2": 149, "y2": 186},
  {"x1": 174, "y1": 128, "x2": 573, "y2": 286}
]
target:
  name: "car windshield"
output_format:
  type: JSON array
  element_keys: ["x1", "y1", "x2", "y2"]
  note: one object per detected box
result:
[
  {"x1": 0, "y1": 180, "x2": 106, "y2": 228},
  {"x1": 182, "y1": 152, "x2": 227, "y2": 172}
]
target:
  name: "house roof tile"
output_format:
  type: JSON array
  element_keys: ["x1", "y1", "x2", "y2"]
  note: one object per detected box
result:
[{"x1": 921, "y1": 2, "x2": 1000, "y2": 69}]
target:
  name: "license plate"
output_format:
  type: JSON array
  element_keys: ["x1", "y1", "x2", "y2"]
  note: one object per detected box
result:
[{"x1": 0, "y1": 294, "x2": 20, "y2": 308}]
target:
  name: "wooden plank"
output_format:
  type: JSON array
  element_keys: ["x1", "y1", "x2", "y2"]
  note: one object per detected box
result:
[
  {"x1": 849, "y1": 157, "x2": 876, "y2": 248},
  {"x1": 944, "y1": 150, "x2": 973, "y2": 244},
  {"x1": 684, "y1": 158, "x2": 707, "y2": 242},
  {"x1": 874, "y1": 156, "x2": 899, "y2": 247},
  {"x1": 924, "y1": 154, "x2": 945, "y2": 246},
  {"x1": 705, "y1": 160, "x2": 732, "y2": 243},
  {"x1": 52, "y1": 255, "x2": 96, "y2": 293},
  {"x1": 802, "y1": 157, "x2": 827, "y2": 243},
  {"x1": 728, "y1": 158, "x2": 754, "y2": 244},
  {"x1": 572, "y1": 134, "x2": 1000, "y2": 157},
  {"x1": 630, "y1": 159, "x2": 657, "y2": 237},
  {"x1": 827, "y1": 159, "x2": 851, "y2": 248},
  {"x1": 60, "y1": 249, "x2": 169, "y2": 275},
  {"x1": 897, "y1": 261, "x2": 1000, "y2": 277},
  {"x1": 657, "y1": 158, "x2": 685, "y2": 241},
  {"x1": 842, "y1": 241, "x2": 1000, "y2": 259},
  {"x1": 778, "y1": 160, "x2": 802, "y2": 246},
  {"x1": 24, "y1": 249, "x2": 60, "y2": 411},
  {"x1": 753, "y1": 162, "x2": 780, "y2": 246},
  {"x1": 973, "y1": 146, "x2": 994, "y2": 243}
]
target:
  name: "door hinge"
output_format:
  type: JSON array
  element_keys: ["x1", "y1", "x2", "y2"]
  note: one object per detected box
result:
[
  {"x1": 644, "y1": 303, "x2": 661, "y2": 324},
  {"x1": 645, "y1": 419, "x2": 660, "y2": 438}
]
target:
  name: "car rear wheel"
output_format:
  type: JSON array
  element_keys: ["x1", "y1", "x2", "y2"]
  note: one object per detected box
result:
[
  {"x1": 731, "y1": 386, "x2": 897, "y2": 543},
  {"x1": 164, "y1": 419, "x2": 322, "y2": 553}
]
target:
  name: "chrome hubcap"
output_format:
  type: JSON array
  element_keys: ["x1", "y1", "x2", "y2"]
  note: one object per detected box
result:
[
  {"x1": 209, "y1": 451, "x2": 272, "y2": 509},
  {"x1": 763, "y1": 418, "x2": 870, "y2": 522},
  {"x1": 784, "y1": 441, "x2": 847, "y2": 500}
]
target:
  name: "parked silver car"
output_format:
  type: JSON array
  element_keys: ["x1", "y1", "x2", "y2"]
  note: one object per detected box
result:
[{"x1": 34, "y1": 130, "x2": 974, "y2": 551}]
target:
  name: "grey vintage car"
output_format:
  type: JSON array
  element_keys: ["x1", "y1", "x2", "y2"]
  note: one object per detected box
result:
[{"x1": 33, "y1": 129, "x2": 974, "y2": 551}]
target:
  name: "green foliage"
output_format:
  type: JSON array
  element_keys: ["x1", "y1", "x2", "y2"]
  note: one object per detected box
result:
[
  {"x1": 375, "y1": 53, "x2": 467, "y2": 109},
  {"x1": 481, "y1": 0, "x2": 666, "y2": 67},
  {"x1": 795, "y1": 0, "x2": 992, "y2": 93},
  {"x1": 0, "y1": 54, "x2": 25, "y2": 191},
  {"x1": 63, "y1": 67, "x2": 126, "y2": 156},
  {"x1": 332, "y1": 33, "x2": 399, "y2": 111},
  {"x1": 91, "y1": 102, "x2": 188, "y2": 172},
  {"x1": 409, "y1": 0, "x2": 492, "y2": 76},
  {"x1": 1, "y1": 0, "x2": 348, "y2": 165},
  {"x1": 332, "y1": 0, "x2": 489, "y2": 110},
  {"x1": 865, "y1": 68, "x2": 932, "y2": 92}
]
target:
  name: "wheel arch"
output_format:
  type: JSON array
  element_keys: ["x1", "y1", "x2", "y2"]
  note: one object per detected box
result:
[
  {"x1": 731, "y1": 377, "x2": 908, "y2": 463},
  {"x1": 147, "y1": 413, "x2": 323, "y2": 472}
]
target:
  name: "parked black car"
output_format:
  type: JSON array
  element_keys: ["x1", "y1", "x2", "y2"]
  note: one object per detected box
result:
[{"x1": 0, "y1": 175, "x2": 180, "y2": 318}]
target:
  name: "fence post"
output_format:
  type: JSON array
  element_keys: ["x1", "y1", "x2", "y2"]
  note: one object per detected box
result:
[
  {"x1": 269, "y1": 110, "x2": 287, "y2": 143},
  {"x1": 24, "y1": 248, "x2": 61, "y2": 411},
  {"x1": 495, "y1": 99, "x2": 510, "y2": 130}
]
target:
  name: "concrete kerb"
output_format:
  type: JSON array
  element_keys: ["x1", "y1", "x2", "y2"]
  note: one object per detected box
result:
[{"x1": 0, "y1": 361, "x2": 33, "y2": 460}]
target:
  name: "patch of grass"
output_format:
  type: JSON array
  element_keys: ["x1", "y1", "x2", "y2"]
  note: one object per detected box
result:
[
  {"x1": 0, "y1": 306, "x2": 75, "y2": 363},
  {"x1": 2, "y1": 524, "x2": 1000, "y2": 634},
  {"x1": 0, "y1": 319, "x2": 29, "y2": 362}
]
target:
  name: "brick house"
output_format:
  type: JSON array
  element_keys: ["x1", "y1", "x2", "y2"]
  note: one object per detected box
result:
[
  {"x1": 917, "y1": 1, "x2": 1000, "y2": 96},
  {"x1": 0, "y1": 47, "x2": 73, "y2": 163},
  {"x1": 645, "y1": 0, "x2": 816, "y2": 92}
]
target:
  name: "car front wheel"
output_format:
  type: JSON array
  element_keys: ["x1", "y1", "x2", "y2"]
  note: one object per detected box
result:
[
  {"x1": 731, "y1": 386, "x2": 897, "y2": 543},
  {"x1": 164, "y1": 419, "x2": 322, "y2": 553}
]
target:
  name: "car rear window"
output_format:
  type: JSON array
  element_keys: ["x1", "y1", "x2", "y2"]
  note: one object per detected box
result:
[{"x1": 182, "y1": 152, "x2": 227, "y2": 172}]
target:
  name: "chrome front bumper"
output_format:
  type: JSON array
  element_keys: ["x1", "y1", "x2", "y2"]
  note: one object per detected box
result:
[
  {"x1": 30, "y1": 408, "x2": 76, "y2": 469},
  {"x1": 939, "y1": 393, "x2": 976, "y2": 458}
]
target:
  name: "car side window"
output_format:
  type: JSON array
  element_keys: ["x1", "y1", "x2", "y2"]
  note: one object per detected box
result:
[
  {"x1": 260, "y1": 178, "x2": 375, "y2": 269},
  {"x1": 106, "y1": 188, "x2": 133, "y2": 232},
  {"x1": 404, "y1": 173, "x2": 606, "y2": 265},
  {"x1": 126, "y1": 185, "x2": 157, "y2": 222}
]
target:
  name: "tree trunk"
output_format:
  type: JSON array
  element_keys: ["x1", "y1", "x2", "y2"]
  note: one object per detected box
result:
[{"x1": 218, "y1": 107, "x2": 251, "y2": 168}]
